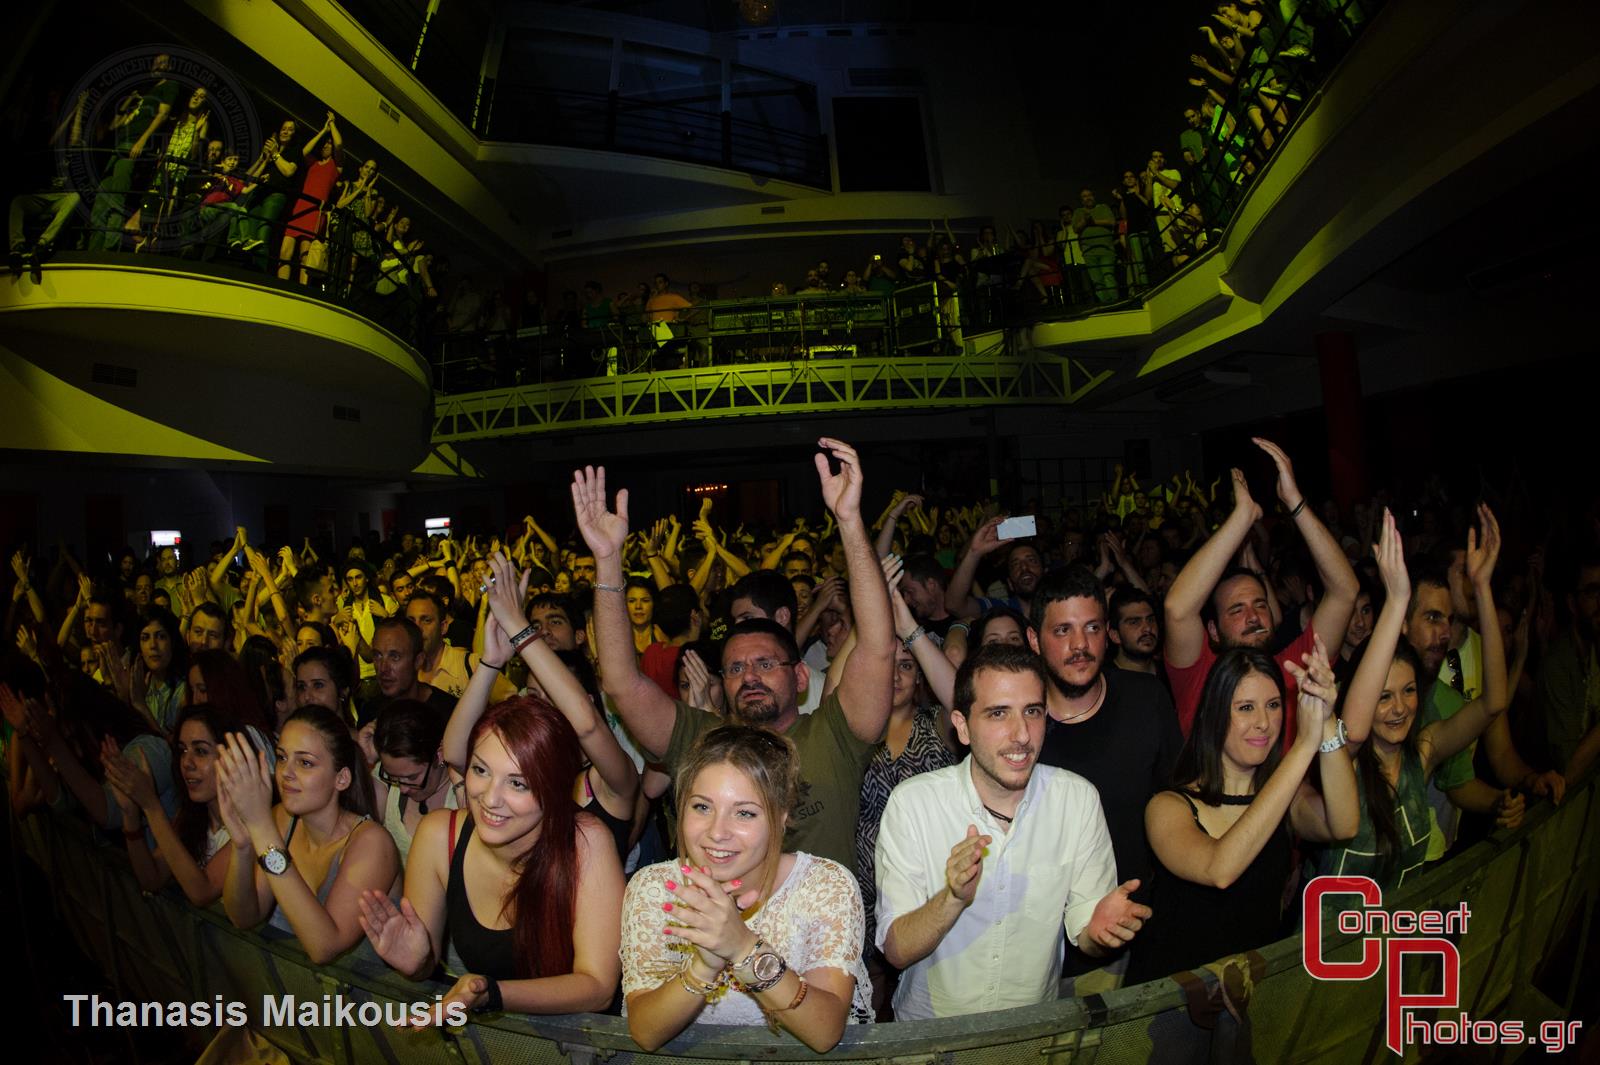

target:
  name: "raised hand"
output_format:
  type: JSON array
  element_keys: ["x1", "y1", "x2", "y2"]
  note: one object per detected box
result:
[
  {"x1": 1251, "y1": 437, "x2": 1303, "y2": 512},
  {"x1": 814, "y1": 437, "x2": 865, "y2": 525},
  {"x1": 879, "y1": 550, "x2": 905, "y2": 586},
  {"x1": 1283, "y1": 633, "x2": 1338, "y2": 745},
  {"x1": 1085, "y1": 879, "x2": 1151, "y2": 950},
  {"x1": 0, "y1": 683, "x2": 27, "y2": 731},
  {"x1": 1229, "y1": 467, "x2": 1262, "y2": 524},
  {"x1": 77, "y1": 572, "x2": 93, "y2": 604},
  {"x1": 945, "y1": 824, "x2": 990, "y2": 906},
  {"x1": 681, "y1": 649, "x2": 715, "y2": 710},
  {"x1": 1465, "y1": 503, "x2": 1501, "y2": 587},
  {"x1": 15, "y1": 625, "x2": 38, "y2": 663},
  {"x1": 357, "y1": 890, "x2": 434, "y2": 975},
  {"x1": 967, "y1": 514, "x2": 1006, "y2": 558},
  {"x1": 887, "y1": 573, "x2": 918, "y2": 638},
  {"x1": 1372, "y1": 508, "x2": 1409, "y2": 605},
  {"x1": 570, "y1": 466, "x2": 629, "y2": 561},
  {"x1": 484, "y1": 552, "x2": 531, "y2": 646}
]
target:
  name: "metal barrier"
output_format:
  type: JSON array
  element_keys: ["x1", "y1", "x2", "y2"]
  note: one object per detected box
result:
[{"x1": 17, "y1": 769, "x2": 1595, "y2": 1063}]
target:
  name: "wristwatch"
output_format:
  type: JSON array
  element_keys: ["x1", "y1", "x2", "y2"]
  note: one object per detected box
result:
[
  {"x1": 258, "y1": 845, "x2": 292, "y2": 875},
  {"x1": 1318, "y1": 719, "x2": 1348, "y2": 754},
  {"x1": 731, "y1": 938, "x2": 788, "y2": 993}
]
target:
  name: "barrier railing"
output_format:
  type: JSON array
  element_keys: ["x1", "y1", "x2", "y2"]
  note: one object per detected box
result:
[{"x1": 16, "y1": 768, "x2": 1595, "y2": 1063}]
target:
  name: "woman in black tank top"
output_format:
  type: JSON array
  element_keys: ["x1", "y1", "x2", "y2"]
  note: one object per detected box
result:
[
  {"x1": 445, "y1": 554, "x2": 640, "y2": 862},
  {"x1": 1128, "y1": 643, "x2": 1358, "y2": 983},
  {"x1": 358, "y1": 690, "x2": 625, "y2": 1020}
]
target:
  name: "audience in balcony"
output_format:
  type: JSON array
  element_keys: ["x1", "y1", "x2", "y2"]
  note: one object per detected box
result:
[{"x1": 280, "y1": 113, "x2": 343, "y2": 283}]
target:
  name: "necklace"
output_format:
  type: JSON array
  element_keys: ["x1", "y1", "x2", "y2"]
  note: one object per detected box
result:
[
  {"x1": 982, "y1": 804, "x2": 1014, "y2": 824},
  {"x1": 1055, "y1": 675, "x2": 1107, "y2": 723}
]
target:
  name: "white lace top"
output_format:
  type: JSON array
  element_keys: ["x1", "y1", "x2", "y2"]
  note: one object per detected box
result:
[{"x1": 621, "y1": 853, "x2": 873, "y2": 1027}]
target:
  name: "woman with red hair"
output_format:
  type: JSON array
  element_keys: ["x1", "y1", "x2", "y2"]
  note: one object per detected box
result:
[{"x1": 357, "y1": 693, "x2": 624, "y2": 1017}]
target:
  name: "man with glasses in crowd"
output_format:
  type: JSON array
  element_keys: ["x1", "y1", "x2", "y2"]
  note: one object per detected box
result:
[{"x1": 573, "y1": 440, "x2": 894, "y2": 872}]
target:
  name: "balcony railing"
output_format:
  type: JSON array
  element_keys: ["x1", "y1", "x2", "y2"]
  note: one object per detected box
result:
[{"x1": 482, "y1": 84, "x2": 831, "y2": 188}]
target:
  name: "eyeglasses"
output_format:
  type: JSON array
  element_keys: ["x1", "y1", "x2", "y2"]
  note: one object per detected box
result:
[
  {"x1": 378, "y1": 762, "x2": 435, "y2": 788},
  {"x1": 724, "y1": 657, "x2": 796, "y2": 678}
]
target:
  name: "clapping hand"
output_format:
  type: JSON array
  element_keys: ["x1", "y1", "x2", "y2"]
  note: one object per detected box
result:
[
  {"x1": 945, "y1": 825, "x2": 990, "y2": 906},
  {"x1": 663, "y1": 864, "x2": 762, "y2": 970},
  {"x1": 1085, "y1": 880, "x2": 1151, "y2": 951},
  {"x1": 1251, "y1": 437, "x2": 1303, "y2": 513},
  {"x1": 1283, "y1": 634, "x2": 1338, "y2": 746},
  {"x1": 215, "y1": 732, "x2": 275, "y2": 835},
  {"x1": 358, "y1": 890, "x2": 434, "y2": 977}
]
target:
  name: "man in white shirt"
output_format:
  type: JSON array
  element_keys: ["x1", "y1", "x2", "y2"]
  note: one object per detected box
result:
[{"x1": 875, "y1": 644, "x2": 1150, "y2": 1020}]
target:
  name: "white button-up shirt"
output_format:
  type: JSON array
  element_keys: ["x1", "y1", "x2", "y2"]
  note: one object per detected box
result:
[{"x1": 875, "y1": 757, "x2": 1116, "y2": 1020}]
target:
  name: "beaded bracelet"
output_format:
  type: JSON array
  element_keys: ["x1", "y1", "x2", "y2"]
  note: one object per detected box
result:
[{"x1": 594, "y1": 582, "x2": 625, "y2": 594}]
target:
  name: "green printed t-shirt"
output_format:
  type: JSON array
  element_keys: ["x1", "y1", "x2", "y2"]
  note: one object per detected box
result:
[
  {"x1": 1421, "y1": 681, "x2": 1474, "y2": 790},
  {"x1": 659, "y1": 691, "x2": 876, "y2": 873}
]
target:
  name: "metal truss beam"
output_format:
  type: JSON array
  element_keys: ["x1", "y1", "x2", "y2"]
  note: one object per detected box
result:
[{"x1": 431, "y1": 355, "x2": 1114, "y2": 442}]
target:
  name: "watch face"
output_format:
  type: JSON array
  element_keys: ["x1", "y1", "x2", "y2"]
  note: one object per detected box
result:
[
  {"x1": 260, "y1": 848, "x2": 289, "y2": 875},
  {"x1": 752, "y1": 952, "x2": 784, "y2": 982}
]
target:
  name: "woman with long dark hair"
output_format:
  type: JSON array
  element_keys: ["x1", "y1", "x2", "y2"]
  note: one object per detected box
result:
[
  {"x1": 356, "y1": 694, "x2": 624, "y2": 1017},
  {"x1": 1126, "y1": 635, "x2": 1359, "y2": 983},
  {"x1": 1315, "y1": 507, "x2": 1515, "y2": 887},
  {"x1": 216, "y1": 706, "x2": 398, "y2": 964},
  {"x1": 106, "y1": 704, "x2": 247, "y2": 905},
  {"x1": 441, "y1": 553, "x2": 640, "y2": 861},
  {"x1": 103, "y1": 607, "x2": 187, "y2": 735}
]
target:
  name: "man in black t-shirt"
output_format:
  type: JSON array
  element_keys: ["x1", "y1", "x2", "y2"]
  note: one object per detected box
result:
[{"x1": 1029, "y1": 567, "x2": 1181, "y2": 986}]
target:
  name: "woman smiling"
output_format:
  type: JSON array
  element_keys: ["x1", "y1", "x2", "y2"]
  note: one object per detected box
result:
[
  {"x1": 621, "y1": 726, "x2": 872, "y2": 1052},
  {"x1": 216, "y1": 707, "x2": 399, "y2": 965},
  {"x1": 357, "y1": 696, "x2": 624, "y2": 1018}
]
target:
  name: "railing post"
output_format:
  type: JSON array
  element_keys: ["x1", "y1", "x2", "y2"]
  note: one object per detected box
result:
[{"x1": 720, "y1": 110, "x2": 733, "y2": 169}]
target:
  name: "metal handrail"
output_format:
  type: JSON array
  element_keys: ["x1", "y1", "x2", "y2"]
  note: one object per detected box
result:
[{"x1": 9, "y1": 148, "x2": 429, "y2": 349}]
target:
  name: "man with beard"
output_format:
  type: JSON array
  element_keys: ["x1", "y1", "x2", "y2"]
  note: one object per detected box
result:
[
  {"x1": 1407, "y1": 509, "x2": 1561, "y2": 855},
  {"x1": 945, "y1": 518, "x2": 1044, "y2": 619},
  {"x1": 1107, "y1": 587, "x2": 1162, "y2": 676},
  {"x1": 1164, "y1": 440, "x2": 1358, "y2": 748},
  {"x1": 575, "y1": 438, "x2": 893, "y2": 872},
  {"x1": 899, "y1": 553, "x2": 958, "y2": 639},
  {"x1": 875, "y1": 644, "x2": 1147, "y2": 1019},
  {"x1": 1028, "y1": 567, "x2": 1179, "y2": 986}
]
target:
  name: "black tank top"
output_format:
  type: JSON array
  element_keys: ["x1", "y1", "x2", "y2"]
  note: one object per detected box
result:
[
  {"x1": 581, "y1": 767, "x2": 634, "y2": 863},
  {"x1": 1125, "y1": 789, "x2": 1292, "y2": 983},
  {"x1": 444, "y1": 815, "x2": 517, "y2": 979}
]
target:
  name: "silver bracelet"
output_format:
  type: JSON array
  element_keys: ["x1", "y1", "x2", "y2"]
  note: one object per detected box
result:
[
  {"x1": 902, "y1": 625, "x2": 928, "y2": 650},
  {"x1": 594, "y1": 582, "x2": 624, "y2": 593}
]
